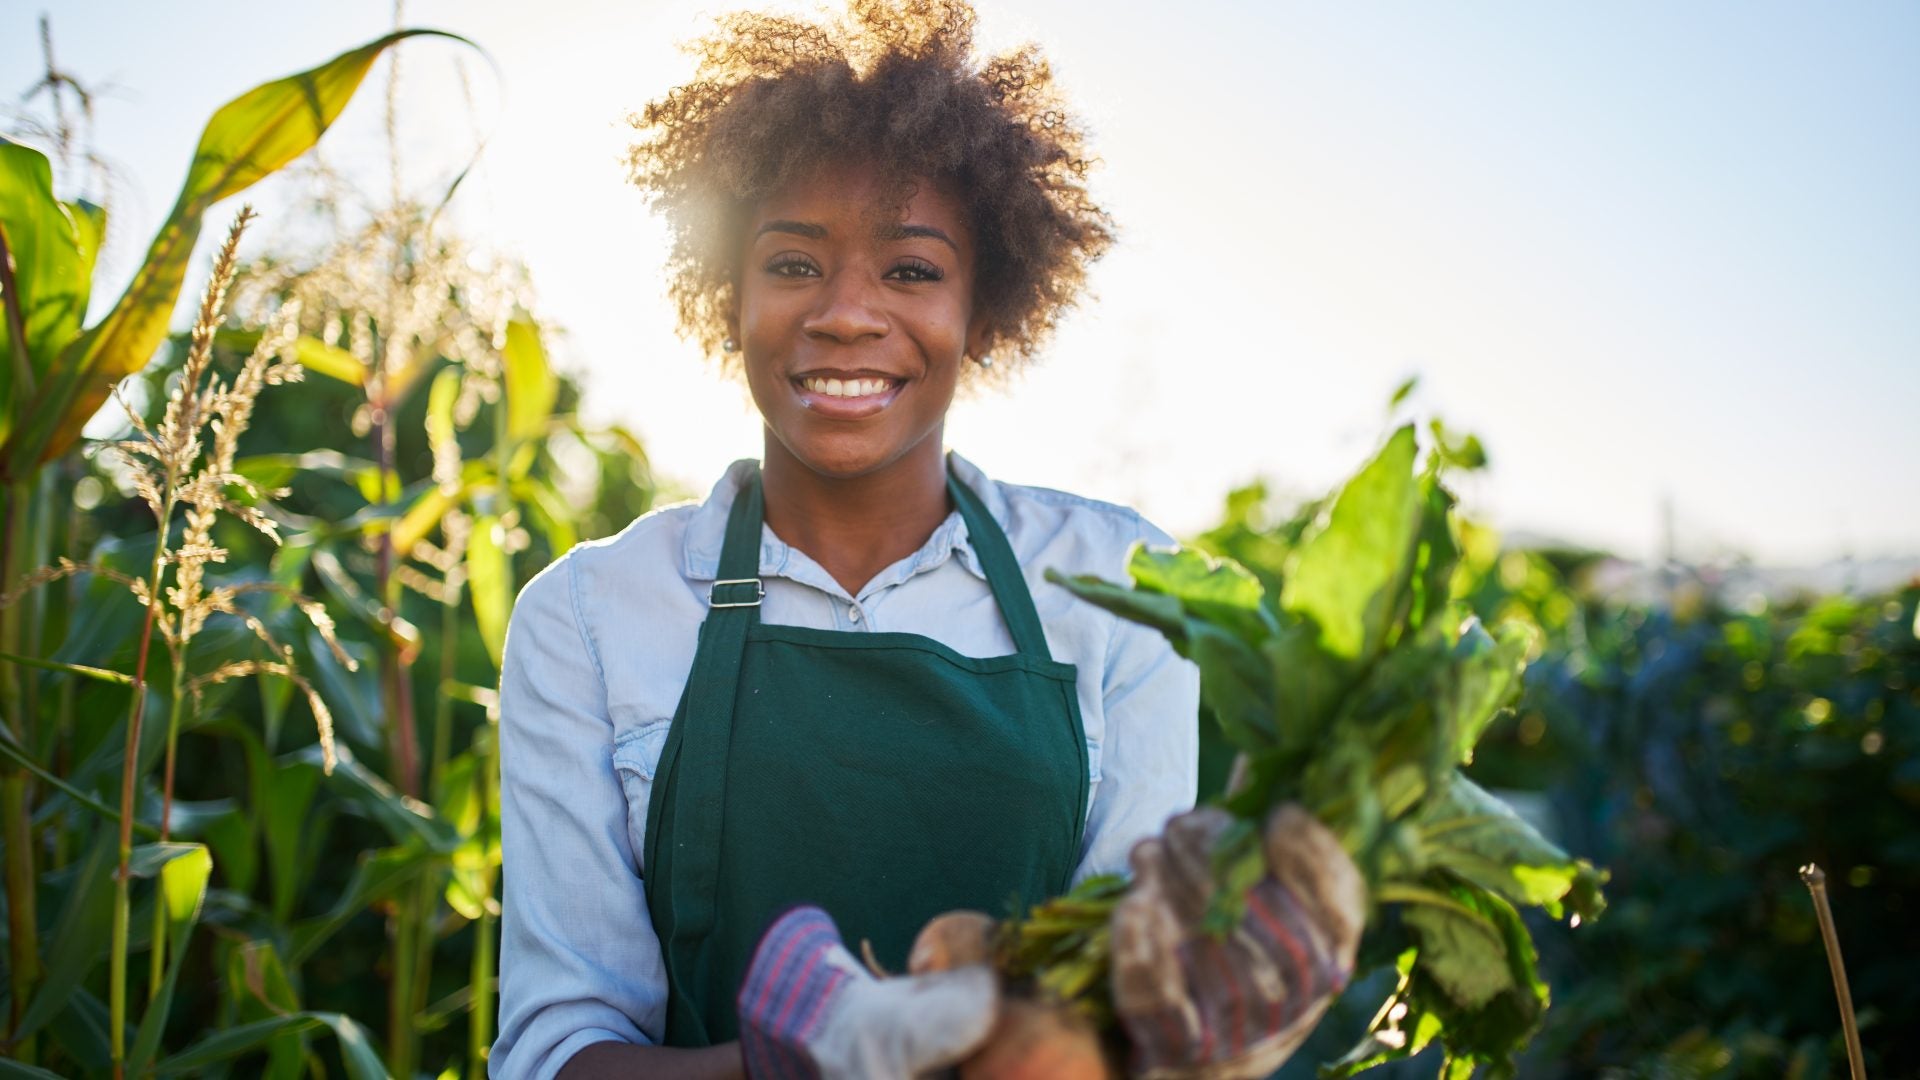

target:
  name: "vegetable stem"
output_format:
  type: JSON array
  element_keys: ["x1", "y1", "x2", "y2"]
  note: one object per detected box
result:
[{"x1": 1373, "y1": 882, "x2": 1486, "y2": 922}]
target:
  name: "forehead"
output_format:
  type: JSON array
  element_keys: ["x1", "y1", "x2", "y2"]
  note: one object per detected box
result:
[{"x1": 751, "y1": 162, "x2": 970, "y2": 244}]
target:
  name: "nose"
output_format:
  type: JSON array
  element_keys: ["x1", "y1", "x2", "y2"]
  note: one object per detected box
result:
[{"x1": 801, "y1": 268, "x2": 888, "y2": 343}]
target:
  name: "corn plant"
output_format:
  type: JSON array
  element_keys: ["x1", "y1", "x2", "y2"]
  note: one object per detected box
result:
[
  {"x1": 221, "y1": 194, "x2": 555, "y2": 1077},
  {"x1": 0, "y1": 28, "x2": 474, "y2": 1075}
]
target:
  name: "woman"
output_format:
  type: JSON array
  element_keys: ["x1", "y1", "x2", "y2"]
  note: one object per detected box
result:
[{"x1": 492, "y1": 3, "x2": 1363, "y2": 1078}]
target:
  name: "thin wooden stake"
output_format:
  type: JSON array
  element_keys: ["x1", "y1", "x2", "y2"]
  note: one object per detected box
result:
[{"x1": 1799, "y1": 864, "x2": 1866, "y2": 1080}]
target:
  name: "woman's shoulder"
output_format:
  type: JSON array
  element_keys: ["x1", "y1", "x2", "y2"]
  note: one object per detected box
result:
[
  {"x1": 515, "y1": 497, "x2": 706, "y2": 611},
  {"x1": 954, "y1": 454, "x2": 1176, "y2": 579},
  {"x1": 998, "y1": 480, "x2": 1172, "y2": 543}
]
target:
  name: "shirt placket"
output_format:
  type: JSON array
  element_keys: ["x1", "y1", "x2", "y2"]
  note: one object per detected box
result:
[{"x1": 763, "y1": 517, "x2": 978, "y2": 634}]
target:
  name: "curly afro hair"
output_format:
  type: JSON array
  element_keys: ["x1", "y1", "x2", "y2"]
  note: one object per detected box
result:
[{"x1": 626, "y1": 0, "x2": 1114, "y2": 372}]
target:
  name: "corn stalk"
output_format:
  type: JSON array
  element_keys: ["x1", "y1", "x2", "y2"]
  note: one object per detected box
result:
[{"x1": 0, "y1": 218, "x2": 41, "y2": 1060}]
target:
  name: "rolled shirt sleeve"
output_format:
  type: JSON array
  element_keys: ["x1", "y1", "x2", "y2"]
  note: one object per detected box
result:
[
  {"x1": 1072, "y1": 518, "x2": 1201, "y2": 883},
  {"x1": 491, "y1": 559, "x2": 666, "y2": 1080}
]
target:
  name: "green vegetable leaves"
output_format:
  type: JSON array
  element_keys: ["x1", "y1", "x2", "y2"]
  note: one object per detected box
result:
[
  {"x1": 1050, "y1": 546, "x2": 1279, "y2": 748},
  {"x1": 1334, "y1": 881, "x2": 1548, "y2": 1079},
  {"x1": 1413, "y1": 776, "x2": 1607, "y2": 922},
  {"x1": 1031, "y1": 420, "x2": 1608, "y2": 1076},
  {"x1": 1279, "y1": 425, "x2": 1421, "y2": 667}
]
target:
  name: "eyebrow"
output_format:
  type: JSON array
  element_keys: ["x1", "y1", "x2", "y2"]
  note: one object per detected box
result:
[
  {"x1": 753, "y1": 219, "x2": 959, "y2": 254},
  {"x1": 755, "y1": 219, "x2": 827, "y2": 241},
  {"x1": 879, "y1": 223, "x2": 959, "y2": 253}
]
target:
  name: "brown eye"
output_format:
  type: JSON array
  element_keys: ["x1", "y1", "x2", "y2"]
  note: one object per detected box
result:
[
  {"x1": 766, "y1": 253, "x2": 820, "y2": 278},
  {"x1": 887, "y1": 257, "x2": 944, "y2": 283}
]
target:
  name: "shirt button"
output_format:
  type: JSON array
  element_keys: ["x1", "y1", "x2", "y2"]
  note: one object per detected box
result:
[{"x1": 848, "y1": 606, "x2": 862, "y2": 623}]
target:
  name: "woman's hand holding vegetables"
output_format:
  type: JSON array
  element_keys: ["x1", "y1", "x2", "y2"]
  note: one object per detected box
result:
[
  {"x1": 736, "y1": 906, "x2": 999, "y2": 1079},
  {"x1": 1111, "y1": 804, "x2": 1365, "y2": 1080}
]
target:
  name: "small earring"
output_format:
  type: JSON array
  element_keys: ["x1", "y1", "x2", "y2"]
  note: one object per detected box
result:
[
  {"x1": 722, "y1": 337, "x2": 738, "y2": 354},
  {"x1": 977, "y1": 354, "x2": 994, "y2": 369}
]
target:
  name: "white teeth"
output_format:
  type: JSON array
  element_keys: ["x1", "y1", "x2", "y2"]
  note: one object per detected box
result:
[{"x1": 801, "y1": 377, "x2": 892, "y2": 398}]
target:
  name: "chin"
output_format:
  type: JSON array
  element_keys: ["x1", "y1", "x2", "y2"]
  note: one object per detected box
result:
[
  {"x1": 781, "y1": 435, "x2": 901, "y2": 481},
  {"x1": 775, "y1": 421, "x2": 938, "y2": 484}
]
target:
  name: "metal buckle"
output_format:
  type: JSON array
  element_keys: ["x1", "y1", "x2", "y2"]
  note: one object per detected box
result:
[{"x1": 709, "y1": 578, "x2": 765, "y2": 608}]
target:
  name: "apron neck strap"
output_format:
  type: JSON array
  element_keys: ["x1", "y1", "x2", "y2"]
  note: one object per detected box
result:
[
  {"x1": 711, "y1": 469, "x2": 768, "y2": 618},
  {"x1": 946, "y1": 462, "x2": 1053, "y2": 661},
  {"x1": 711, "y1": 461, "x2": 1052, "y2": 660}
]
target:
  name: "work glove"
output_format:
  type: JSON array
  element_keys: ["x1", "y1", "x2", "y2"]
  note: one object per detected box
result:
[
  {"x1": 737, "y1": 906, "x2": 999, "y2": 1079},
  {"x1": 1111, "y1": 804, "x2": 1366, "y2": 1080}
]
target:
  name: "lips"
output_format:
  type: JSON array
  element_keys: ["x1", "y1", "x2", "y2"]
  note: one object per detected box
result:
[{"x1": 790, "y1": 371, "x2": 906, "y2": 419}]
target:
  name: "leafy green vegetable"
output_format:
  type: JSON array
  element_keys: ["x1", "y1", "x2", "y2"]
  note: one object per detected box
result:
[
  {"x1": 1279, "y1": 424, "x2": 1422, "y2": 669},
  {"x1": 1015, "y1": 423, "x2": 1608, "y2": 1076}
]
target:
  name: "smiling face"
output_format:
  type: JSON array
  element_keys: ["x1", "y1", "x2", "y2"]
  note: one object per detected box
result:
[{"x1": 735, "y1": 161, "x2": 984, "y2": 482}]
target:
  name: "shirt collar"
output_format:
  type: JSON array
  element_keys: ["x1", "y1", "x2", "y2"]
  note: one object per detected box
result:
[{"x1": 681, "y1": 451, "x2": 1011, "y2": 589}]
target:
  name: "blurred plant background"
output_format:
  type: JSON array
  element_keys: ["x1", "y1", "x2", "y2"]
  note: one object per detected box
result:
[{"x1": 1, "y1": 15, "x2": 1914, "y2": 1080}]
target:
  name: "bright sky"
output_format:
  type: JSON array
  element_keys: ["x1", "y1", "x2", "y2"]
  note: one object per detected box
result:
[{"x1": 9, "y1": 1, "x2": 1918, "y2": 564}]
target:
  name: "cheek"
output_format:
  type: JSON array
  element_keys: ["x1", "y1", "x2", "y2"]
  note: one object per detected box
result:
[{"x1": 917, "y1": 294, "x2": 976, "y2": 367}]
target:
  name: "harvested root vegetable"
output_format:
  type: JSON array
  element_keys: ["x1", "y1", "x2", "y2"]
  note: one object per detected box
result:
[
  {"x1": 908, "y1": 910, "x2": 996, "y2": 974},
  {"x1": 958, "y1": 998, "x2": 1112, "y2": 1080}
]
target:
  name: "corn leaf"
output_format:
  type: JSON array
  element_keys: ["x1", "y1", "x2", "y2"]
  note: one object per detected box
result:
[
  {"x1": 217, "y1": 328, "x2": 363, "y2": 386},
  {"x1": 295, "y1": 744, "x2": 459, "y2": 853},
  {"x1": 469, "y1": 512, "x2": 510, "y2": 666},
  {"x1": 427, "y1": 365, "x2": 462, "y2": 466},
  {"x1": 127, "y1": 844, "x2": 214, "y2": 1074},
  {"x1": 0, "y1": 140, "x2": 97, "y2": 439},
  {"x1": 0, "y1": 29, "x2": 474, "y2": 476},
  {"x1": 155, "y1": 1011, "x2": 384, "y2": 1079},
  {"x1": 12, "y1": 834, "x2": 115, "y2": 1042},
  {"x1": 263, "y1": 757, "x2": 324, "y2": 924},
  {"x1": 503, "y1": 317, "x2": 558, "y2": 447},
  {"x1": 288, "y1": 843, "x2": 431, "y2": 966},
  {"x1": 223, "y1": 940, "x2": 306, "y2": 1079},
  {"x1": 203, "y1": 807, "x2": 260, "y2": 896},
  {"x1": 515, "y1": 475, "x2": 580, "y2": 558},
  {"x1": 44, "y1": 989, "x2": 113, "y2": 1075}
]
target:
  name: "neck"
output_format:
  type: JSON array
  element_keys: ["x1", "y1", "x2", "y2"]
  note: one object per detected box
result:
[{"x1": 759, "y1": 432, "x2": 954, "y2": 597}]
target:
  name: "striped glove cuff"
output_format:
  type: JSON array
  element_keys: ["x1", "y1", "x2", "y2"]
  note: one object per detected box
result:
[{"x1": 737, "y1": 906, "x2": 858, "y2": 1080}]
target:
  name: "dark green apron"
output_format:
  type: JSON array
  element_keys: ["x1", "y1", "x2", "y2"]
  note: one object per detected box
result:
[{"x1": 643, "y1": 460, "x2": 1090, "y2": 1046}]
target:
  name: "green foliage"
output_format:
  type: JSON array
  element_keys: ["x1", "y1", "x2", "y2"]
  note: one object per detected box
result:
[
  {"x1": 0, "y1": 29, "x2": 654, "y2": 1076},
  {"x1": 1032, "y1": 424, "x2": 1605, "y2": 1076},
  {"x1": 1477, "y1": 577, "x2": 1920, "y2": 1078},
  {"x1": 1172, "y1": 467, "x2": 1913, "y2": 1079},
  {"x1": 0, "y1": 29, "x2": 474, "y2": 478},
  {"x1": 0, "y1": 141, "x2": 101, "y2": 413}
]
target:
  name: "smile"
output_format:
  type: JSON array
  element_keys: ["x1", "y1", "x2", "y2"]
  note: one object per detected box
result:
[
  {"x1": 792, "y1": 374, "x2": 906, "y2": 419},
  {"x1": 800, "y1": 376, "x2": 895, "y2": 397}
]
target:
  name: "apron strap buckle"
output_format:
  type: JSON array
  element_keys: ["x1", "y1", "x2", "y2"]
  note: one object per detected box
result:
[{"x1": 709, "y1": 578, "x2": 765, "y2": 608}]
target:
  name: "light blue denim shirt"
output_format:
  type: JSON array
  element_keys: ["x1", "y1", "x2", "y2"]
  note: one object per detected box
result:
[{"x1": 491, "y1": 452, "x2": 1200, "y2": 1079}]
